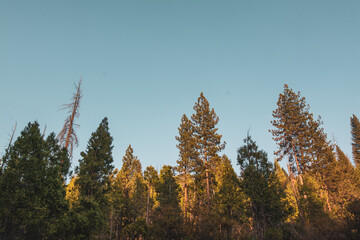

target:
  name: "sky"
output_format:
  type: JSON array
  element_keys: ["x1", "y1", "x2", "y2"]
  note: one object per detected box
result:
[{"x1": 1, "y1": 0, "x2": 359, "y2": 173}]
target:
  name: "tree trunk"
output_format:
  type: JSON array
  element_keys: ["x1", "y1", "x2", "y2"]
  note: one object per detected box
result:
[
  {"x1": 184, "y1": 183, "x2": 188, "y2": 222},
  {"x1": 291, "y1": 140, "x2": 303, "y2": 185},
  {"x1": 287, "y1": 163, "x2": 303, "y2": 218},
  {"x1": 110, "y1": 210, "x2": 113, "y2": 240},
  {"x1": 205, "y1": 168, "x2": 210, "y2": 207},
  {"x1": 146, "y1": 191, "x2": 150, "y2": 224}
]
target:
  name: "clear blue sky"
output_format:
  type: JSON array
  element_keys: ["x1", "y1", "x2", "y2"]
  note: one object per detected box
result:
[{"x1": 1, "y1": 1, "x2": 359, "y2": 173}]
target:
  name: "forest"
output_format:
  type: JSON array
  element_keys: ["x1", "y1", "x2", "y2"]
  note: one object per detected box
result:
[{"x1": 0, "y1": 83, "x2": 359, "y2": 240}]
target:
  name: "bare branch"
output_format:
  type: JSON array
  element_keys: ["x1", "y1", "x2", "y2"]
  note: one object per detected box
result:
[{"x1": 58, "y1": 78, "x2": 82, "y2": 160}]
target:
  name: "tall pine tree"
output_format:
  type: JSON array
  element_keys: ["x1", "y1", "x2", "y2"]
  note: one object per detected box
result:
[
  {"x1": 144, "y1": 166, "x2": 159, "y2": 225},
  {"x1": 191, "y1": 92, "x2": 225, "y2": 207},
  {"x1": 351, "y1": 114, "x2": 360, "y2": 166},
  {"x1": 119, "y1": 145, "x2": 142, "y2": 196},
  {"x1": 270, "y1": 84, "x2": 312, "y2": 185},
  {"x1": 116, "y1": 145, "x2": 147, "y2": 239},
  {"x1": 73, "y1": 117, "x2": 114, "y2": 239},
  {"x1": 175, "y1": 114, "x2": 198, "y2": 221}
]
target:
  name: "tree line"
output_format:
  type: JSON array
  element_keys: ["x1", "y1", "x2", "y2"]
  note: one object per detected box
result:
[{"x1": 0, "y1": 83, "x2": 359, "y2": 239}]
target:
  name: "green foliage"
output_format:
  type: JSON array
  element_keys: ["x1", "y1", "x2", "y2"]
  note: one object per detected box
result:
[
  {"x1": 132, "y1": 173, "x2": 148, "y2": 220},
  {"x1": 122, "y1": 218, "x2": 148, "y2": 240},
  {"x1": 72, "y1": 117, "x2": 114, "y2": 239},
  {"x1": 191, "y1": 92, "x2": 225, "y2": 203},
  {"x1": 150, "y1": 165, "x2": 183, "y2": 240},
  {"x1": 119, "y1": 145, "x2": 142, "y2": 194},
  {"x1": 176, "y1": 114, "x2": 198, "y2": 177},
  {"x1": 274, "y1": 160, "x2": 299, "y2": 222},
  {"x1": 238, "y1": 135, "x2": 291, "y2": 240},
  {"x1": 214, "y1": 155, "x2": 247, "y2": 239},
  {"x1": 2, "y1": 91, "x2": 360, "y2": 239},
  {"x1": 109, "y1": 145, "x2": 148, "y2": 239},
  {"x1": 271, "y1": 84, "x2": 312, "y2": 175},
  {"x1": 175, "y1": 114, "x2": 197, "y2": 222},
  {"x1": 144, "y1": 166, "x2": 159, "y2": 191},
  {"x1": 298, "y1": 174, "x2": 328, "y2": 222},
  {"x1": 351, "y1": 114, "x2": 360, "y2": 166},
  {"x1": 0, "y1": 122, "x2": 69, "y2": 239},
  {"x1": 76, "y1": 117, "x2": 114, "y2": 198},
  {"x1": 346, "y1": 198, "x2": 360, "y2": 239},
  {"x1": 295, "y1": 174, "x2": 340, "y2": 239},
  {"x1": 326, "y1": 145, "x2": 360, "y2": 218},
  {"x1": 144, "y1": 166, "x2": 159, "y2": 224}
]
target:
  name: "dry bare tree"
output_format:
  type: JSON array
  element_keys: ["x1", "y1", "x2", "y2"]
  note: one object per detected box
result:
[
  {"x1": 1, "y1": 122, "x2": 17, "y2": 170},
  {"x1": 58, "y1": 78, "x2": 82, "y2": 160}
]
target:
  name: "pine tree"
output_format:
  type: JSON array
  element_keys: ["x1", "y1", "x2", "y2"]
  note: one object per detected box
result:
[
  {"x1": 175, "y1": 114, "x2": 198, "y2": 221},
  {"x1": 119, "y1": 145, "x2": 142, "y2": 196},
  {"x1": 351, "y1": 114, "x2": 360, "y2": 166},
  {"x1": 307, "y1": 117, "x2": 336, "y2": 176},
  {"x1": 271, "y1": 84, "x2": 337, "y2": 192},
  {"x1": 237, "y1": 135, "x2": 290, "y2": 240},
  {"x1": 191, "y1": 92, "x2": 225, "y2": 207},
  {"x1": 109, "y1": 169, "x2": 129, "y2": 239},
  {"x1": 336, "y1": 145, "x2": 352, "y2": 170},
  {"x1": 73, "y1": 117, "x2": 114, "y2": 239},
  {"x1": 270, "y1": 84, "x2": 313, "y2": 185},
  {"x1": 144, "y1": 166, "x2": 159, "y2": 224},
  {"x1": 0, "y1": 122, "x2": 69, "y2": 239},
  {"x1": 306, "y1": 118, "x2": 336, "y2": 213},
  {"x1": 76, "y1": 117, "x2": 114, "y2": 198},
  {"x1": 274, "y1": 160, "x2": 299, "y2": 222},
  {"x1": 298, "y1": 174, "x2": 330, "y2": 233},
  {"x1": 214, "y1": 155, "x2": 247, "y2": 240},
  {"x1": 151, "y1": 165, "x2": 183, "y2": 240},
  {"x1": 327, "y1": 145, "x2": 360, "y2": 216},
  {"x1": 131, "y1": 173, "x2": 147, "y2": 221},
  {"x1": 115, "y1": 145, "x2": 147, "y2": 239}
]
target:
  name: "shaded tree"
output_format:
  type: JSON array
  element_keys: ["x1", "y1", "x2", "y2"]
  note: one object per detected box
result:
[
  {"x1": 72, "y1": 117, "x2": 114, "y2": 239},
  {"x1": 150, "y1": 165, "x2": 183, "y2": 240},
  {"x1": 214, "y1": 155, "x2": 247, "y2": 240},
  {"x1": 238, "y1": 135, "x2": 290, "y2": 240},
  {"x1": 0, "y1": 122, "x2": 69, "y2": 239}
]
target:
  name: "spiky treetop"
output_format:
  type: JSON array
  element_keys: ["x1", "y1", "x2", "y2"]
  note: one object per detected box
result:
[
  {"x1": 144, "y1": 165, "x2": 159, "y2": 188},
  {"x1": 270, "y1": 84, "x2": 312, "y2": 174},
  {"x1": 77, "y1": 117, "x2": 114, "y2": 197},
  {"x1": 175, "y1": 114, "x2": 198, "y2": 177},
  {"x1": 351, "y1": 114, "x2": 360, "y2": 166},
  {"x1": 0, "y1": 122, "x2": 69, "y2": 238},
  {"x1": 121, "y1": 145, "x2": 142, "y2": 178},
  {"x1": 157, "y1": 165, "x2": 180, "y2": 207},
  {"x1": 237, "y1": 134, "x2": 272, "y2": 177},
  {"x1": 191, "y1": 92, "x2": 225, "y2": 164}
]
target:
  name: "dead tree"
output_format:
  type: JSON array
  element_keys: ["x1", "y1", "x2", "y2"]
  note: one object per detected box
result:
[
  {"x1": 1, "y1": 122, "x2": 17, "y2": 170},
  {"x1": 58, "y1": 78, "x2": 82, "y2": 160}
]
